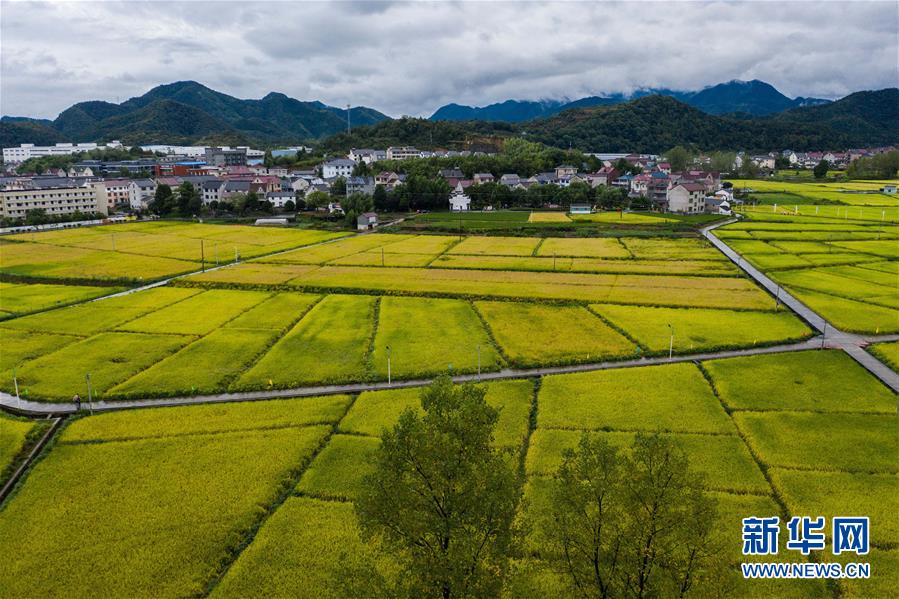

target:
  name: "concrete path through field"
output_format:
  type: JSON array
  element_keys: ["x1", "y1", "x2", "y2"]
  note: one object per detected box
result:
[{"x1": 701, "y1": 218, "x2": 899, "y2": 393}]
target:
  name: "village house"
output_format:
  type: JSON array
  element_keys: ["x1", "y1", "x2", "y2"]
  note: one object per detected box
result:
[
  {"x1": 265, "y1": 191, "x2": 296, "y2": 209},
  {"x1": 472, "y1": 173, "x2": 495, "y2": 185},
  {"x1": 321, "y1": 158, "x2": 355, "y2": 179},
  {"x1": 346, "y1": 176, "x2": 375, "y2": 195},
  {"x1": 555, "y1": 165, "x2": 577, "y2": 178},
  {"x1": 357, "y1": 212, "x2": 379, "y2": 230},
  {"x1": 386, "y1": 146, "x2": 420, "y2": 160},
  {"x1": 375, "y1": 171, "x2": 403, "y2": 189},
  {"x1": 128, "y1": 179, "x2": 157, "y2": 210},
  {"x1": 667, "y1": 183, "x2": 707, "y2": 214}
]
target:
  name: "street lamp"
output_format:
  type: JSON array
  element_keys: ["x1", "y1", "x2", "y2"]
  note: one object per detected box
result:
[{"x1": 667, "y1": 323, "x2": 674, "y2": 359}]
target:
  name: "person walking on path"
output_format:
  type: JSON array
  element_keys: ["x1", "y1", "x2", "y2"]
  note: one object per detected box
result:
[{"x1": 72, "y1": 394, "x2": 81, "y2": 411}]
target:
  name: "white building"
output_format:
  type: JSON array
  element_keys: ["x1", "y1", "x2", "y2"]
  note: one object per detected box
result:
[
  {"x1": 449, "y1": 192, "x2": 472, "y2": 211},
  {"x1": 348, "y1": 148, "x2": 387, "y2": 164},
  {"x1": 140, "y1": 145, "x2": 207, "y2": 157},
  {"x1": 2, "y1": 141, "x2": 123, "y2": 163},
  {"x1": 386, "y1": 146, "x2": 420, "y2": 161},
  {"x1": 0, "y1": 182, "x2": 107, "y2": 219},
  {"x1": 321, "y1": 158, "x2": 355, "y2": 179},
  {"x1": 128, "y1": 179, "x2": 157, "y2": 210},
  {"x1": 667, "y1": 183, "x2": 706, "y2": 214},
  {"x1": 93, "y1": 178, "x2": 132, "y2": 211}
]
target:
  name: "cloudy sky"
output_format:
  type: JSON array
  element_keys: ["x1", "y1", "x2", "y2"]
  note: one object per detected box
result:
[{"x1": 2, "y1": 0, "x2": 897, "y2": 119}]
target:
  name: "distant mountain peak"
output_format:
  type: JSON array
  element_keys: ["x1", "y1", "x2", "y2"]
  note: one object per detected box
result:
[{"x1": 429, "y1": 79, "x2": 834, "y2": 122}]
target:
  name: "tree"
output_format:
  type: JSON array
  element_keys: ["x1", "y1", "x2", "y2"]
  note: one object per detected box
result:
[
  {"x1": 544, "y1": 432, "x2": 725, "y2": 598},
  {"x1": 354, "y1": 376, "x2": 521, "y2": 598},
  {"x1": 263, "y1": 150, "x2": 274, "y2": 168},
  {"x1": 244, "y1": 191, "x2": 260, "y2": 214},
  {"x1": 709, "y1": 151, "x2": 737, "y2": 173},
  {"x1": 342, "y1": 192, "x2": 374, "y2": 228},
  {"x1": 353, "y1": 161, "x2": 372, "y2": 177},
  {"x1": 813, "y1": 159, "x2": 830, "y2": 179},
  {"x1": 372, "y1": 184, "x2": 389, "y2": 211},
  {"x1": 149, "y1": 184, "x2": 173, "y2": 215},
  {"x1": 283, "y1": 199, "x2": 296, "y2": 212},
  {"x1": 664, "y1": 146, "x2": 692, "y2": 172},
  {"x1": 305, "y1": 190, "x2": 330, "y2": 210},
  {"x1": 176, "y1": 181, "x2": 201, "y2": 215},
  {"x1": 331, "y1": 176, "x2": 347, "y2": 196}
]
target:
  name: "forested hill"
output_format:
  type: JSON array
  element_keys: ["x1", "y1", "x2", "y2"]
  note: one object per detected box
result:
[
  {"x1": 0, "y1": 81, "x2": 390, "y2": 147},
  {"x1": 324, "y1": 90, "x2": 898, "y2": 153}
]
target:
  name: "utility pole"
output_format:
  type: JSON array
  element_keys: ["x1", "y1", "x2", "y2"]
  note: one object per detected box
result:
[
  {"x1": 86, "y1": 373, "x2": 94, "y2": 415},
  {"x1": 200, "y1": 239, "x2": 205, "y2": 272},
  {"x1": 477, "y1": 345, "x2": 481, "y2": 379},
  {"x1": 13, "y1": 367, "x2": 20, "y2": 405},
  {"x1": 667, "y1": 324, "x2": 674, "y2": 359},
  {"x1": 386, "y1": 345, "x2": 391, "y2": 385}
]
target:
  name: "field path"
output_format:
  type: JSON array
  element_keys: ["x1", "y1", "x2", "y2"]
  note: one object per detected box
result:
[
  {"x1": 701, "y1": 218, "x2": 899, "y2": 393},
  {"x1": 5, "y1": 334, "x2": 899, "y2": 416}
]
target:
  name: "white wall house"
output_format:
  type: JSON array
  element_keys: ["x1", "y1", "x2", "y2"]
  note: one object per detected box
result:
[
  {"x1": 128, "y1": 179, "x2": 157, "y2": 210},
  {"x1": 667, "y1": 183, "x2": 706, "y2": 214},
  {"x1": 321, "y1": 158, "x2": 355, "y2": 179}
]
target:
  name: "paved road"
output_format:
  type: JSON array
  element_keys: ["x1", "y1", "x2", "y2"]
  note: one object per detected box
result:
[
  {"x1": 701, "y1": 219, "x2": 899, "y2": 393},
  {"x1": 2, "y1": 219, "x2": 896, "y2": 417},
  {"x1": 0, "y1": 337, "x2": 839, "y2": 416}
]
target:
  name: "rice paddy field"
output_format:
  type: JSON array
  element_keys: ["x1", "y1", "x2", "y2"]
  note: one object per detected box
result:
[
  {"x1": 2, "y1": 349, "x2": 894, "y2": 597},
  {"x1": 1, "y1": 215, "x2": 896, "y2": 598},
  {"x1": 716, "y1": 204, "x2": 899, "y2": 334},
  {"x1": 0, "y1": 221, "x2": 346, "y2": 283},
  {"x1": 728, "y1": 178, "x2": 899, "y2": 209}
]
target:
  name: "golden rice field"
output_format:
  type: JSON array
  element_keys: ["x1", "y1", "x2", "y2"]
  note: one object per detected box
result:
[
  {"x1": 0, "y1": 222, "x2": 346, "y2": 282},
  {"x1": 728, "y1": 178, "x2": 899, "y2": 208},
  {"x1": 715, "y1": 211, "x2": 899, "y2": 334},
  {"x1": 527, "y1": 211, "x2": 571, "y2": 222},
  {"x1": 3, "y1": 350, "x2": 894, "y2": 597}
]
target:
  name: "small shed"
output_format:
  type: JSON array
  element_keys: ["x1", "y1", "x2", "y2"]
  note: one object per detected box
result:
[
  {"x1": 882, "y1": 185, "x2": 897, "y2": 194},
  {"x1": 357, "y1": 212, "x2": 379, "y2": 231},
  {"x1": 569, "y1": 204, "x2": 592, "y2": 214},
  {"x1": 254, "y1": 218, "x2": 289, "y2": 227}
]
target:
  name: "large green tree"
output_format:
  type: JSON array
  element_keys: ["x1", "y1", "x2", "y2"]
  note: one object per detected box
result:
[
  {"x1": 664, "y1": 146, "x2": 693, "y2": 172},
  {"x1": 544, "y1": 433, "x2": 725, "y2": 598},
  {"x1": 354, "y1": 376, "x2": 521, "y2": 598},
  {"x1": 148, "y1": 183, "x2": 173, "y2": 215},
  {"x1": 343, "y1": 192, "x2": 374, "y2": 228},
  {"x1": 813, "y1": 159, "x2": 830, "y2": 179}
]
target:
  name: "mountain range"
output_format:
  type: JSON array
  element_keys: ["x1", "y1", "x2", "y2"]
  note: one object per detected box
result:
[
  {"x1": 1, "y1": 80, "x2": 895, "y2": 153},
  {"x1": 0, "y1": 81, "x2": 390, "y2": 148},
  {"x1": 430, "y1": 80, "x2": 831, "y2": 121},
  {"x1": 322, "y1": 89, "x2": 898, "y2": 154}
]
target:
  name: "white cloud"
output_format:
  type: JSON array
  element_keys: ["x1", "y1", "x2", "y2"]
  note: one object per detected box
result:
[{"x1": 1, "y1": 0, "x2": 896, "y2": 119}]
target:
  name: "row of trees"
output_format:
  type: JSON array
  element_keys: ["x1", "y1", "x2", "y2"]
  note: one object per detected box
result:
[
  {"x1": 365, "y1": 139, "x2": 602, "y2": 180},
  {"x1": 15, "y1": 146, "x2": 155, "y2": 175},
  {"x1": 342, "y1": 376, "x2": 726, "y2": 597},
  {"x1": 845, "y1": 150, "x2": 899, "y2": 180}
]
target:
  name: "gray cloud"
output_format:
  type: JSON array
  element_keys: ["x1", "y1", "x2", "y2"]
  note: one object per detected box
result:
[{"x1": 1, "y1": 0, "x2": 896, "y2": 119}]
